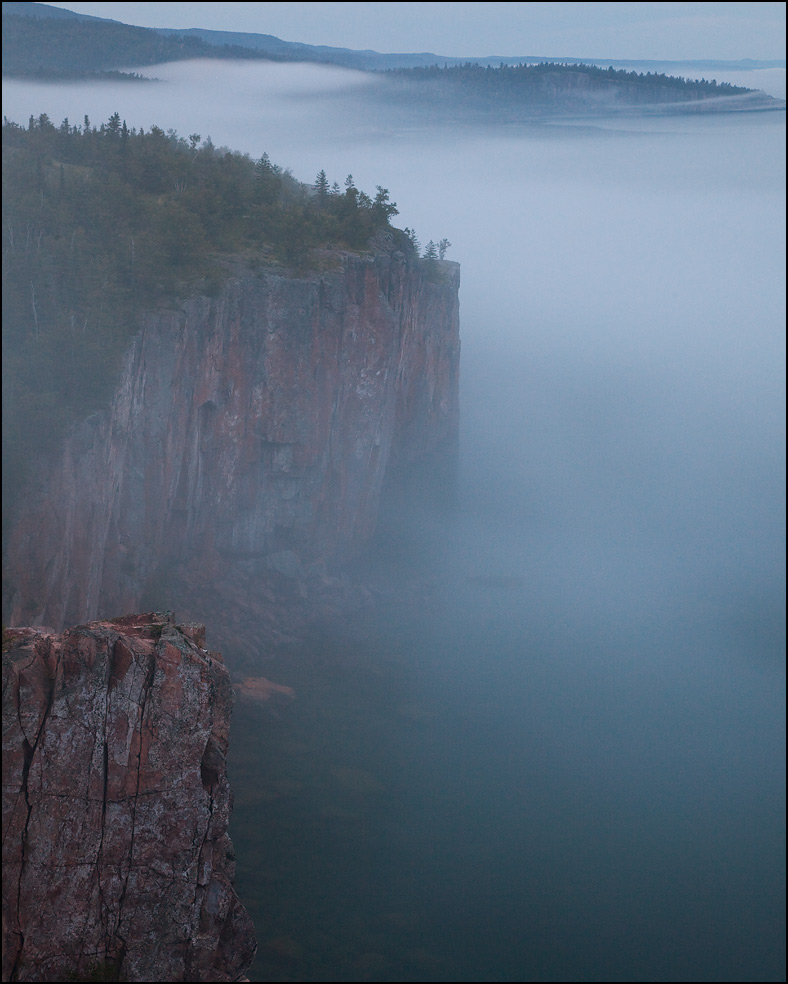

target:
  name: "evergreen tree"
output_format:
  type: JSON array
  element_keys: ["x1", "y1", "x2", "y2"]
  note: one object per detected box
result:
[
  {"x1": 373, "y1": 186, "x2": 398, "y2": 223},
  {"x1": 255, "y1": 153, "x2": 280, "y2": 204},
  {"x1": 314, "y1": 169, "x2": 329, "y2": 207},
  {"x1": 403, "y1": 227, "x2": 420, "y2": 254},
  {"x1": 255, "y1": 153, "x2": 275, "y2": 178}
]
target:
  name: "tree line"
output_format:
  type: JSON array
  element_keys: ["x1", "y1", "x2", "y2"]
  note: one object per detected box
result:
[
  {"x1": 381, "y1": 60, "x2": 753, "y2": 114},
  {"x1": 2, "y1": 113, "x2": 444, "y2": 519}
]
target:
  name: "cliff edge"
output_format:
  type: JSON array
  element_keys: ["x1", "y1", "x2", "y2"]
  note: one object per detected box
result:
[
  {"x1": 2, "y1": 612, "x2": 256, "y2": 983},
  {"x1": 2, "y1": 249, "x2": 460, "y2": 664}
]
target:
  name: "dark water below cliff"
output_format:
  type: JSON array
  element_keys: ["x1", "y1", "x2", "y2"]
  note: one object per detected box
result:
[
  {"x1": 228, "y1": 530, "x2": 784, "y2": 982},
  {"x1": 227, "y1": 323, "x2": 785, "y2": 982},
  {"x1": 216, "y1": 106, "x2": 783, "y2": 984},
  {"x1": 226, "y1": 110, "x2": 785, "y2": 982}
]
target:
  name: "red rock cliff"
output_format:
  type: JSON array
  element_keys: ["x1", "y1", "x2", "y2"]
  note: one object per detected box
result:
[
  {"x1": 2, "y1": 613, "x2": 256, "y2": 982},
  {"x1": 2, "y1": 251, "x2": 460, "y2": 651}
]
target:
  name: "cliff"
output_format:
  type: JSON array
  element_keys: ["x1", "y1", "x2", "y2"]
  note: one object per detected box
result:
[
  {"x1": 1, "y1": 613, "x2": 256, "y2": 983},
  {"x1": 2, "y1": 249, "x2": 460, "y2": 663}
]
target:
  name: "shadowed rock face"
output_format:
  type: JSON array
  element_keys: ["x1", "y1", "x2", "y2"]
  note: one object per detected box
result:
[
  {"x1": 2, "y1": 613, "x2": 256, "y2": 983},
  {"x1": 2, "y1": 251, "x2": 460, "y2": 659}
]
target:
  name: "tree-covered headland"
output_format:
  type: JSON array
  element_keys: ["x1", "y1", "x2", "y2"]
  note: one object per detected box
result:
[
  {"x1": 2, "y1": 115, "x2": 441, "y2": 519},
  {"x1": 380, "y1": 61, "x2": 754, "y2": 117}
]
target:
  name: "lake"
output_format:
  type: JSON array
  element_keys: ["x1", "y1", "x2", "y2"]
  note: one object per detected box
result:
[{"x1": 4, "y1": 62, "x2": 785, "y2": 981}]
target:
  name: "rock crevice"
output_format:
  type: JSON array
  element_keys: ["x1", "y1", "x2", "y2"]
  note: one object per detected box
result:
[{"x1": 1, "y1": 613, "x2": 256, "y2": 983}]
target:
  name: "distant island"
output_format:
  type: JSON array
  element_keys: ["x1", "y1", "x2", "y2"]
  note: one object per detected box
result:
[
  {"x1": 375, "y1": 61, "x2": 773, "y2": 119},
  {"x1": 2, "y1": 2, "x2": 783, "y2": 117}
]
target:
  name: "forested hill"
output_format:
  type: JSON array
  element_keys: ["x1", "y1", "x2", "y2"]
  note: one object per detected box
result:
[
  {"x1": 1, "y1": 10, "x2": 277, "y2": 79},
  {"x1": 376, "y1": 61, "x2": 768, "y2": 118},
  {"x1": 1, "y1": 115, "x2": 411, "y2": 513}
]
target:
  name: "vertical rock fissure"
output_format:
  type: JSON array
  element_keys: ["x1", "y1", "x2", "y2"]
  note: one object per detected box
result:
[
  {"x1": 11, "y1": 644, "x2": 59, "y2": 982},
  {"x1": 113, "y1": 649, "x2": 156, "y2": 951},
  {"x1": 93, "y1": 638, "x2": 113, "y2": 957},
  {"x1": 95, "y1": 735, "x2": 111, "y2": 957},
  {"x1": 3, "y1": 619, "x2": 257, "y2": 982},
  {"x1": 69, "y1": 640, "x2": 113, "y2": 977},
  {"x1": 187, "y1": 783, "x2": 216, "y2": 980}
]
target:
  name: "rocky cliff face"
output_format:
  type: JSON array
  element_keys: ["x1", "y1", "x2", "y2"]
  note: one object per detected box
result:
[
  {"x1": 3, "y1": 251, "x2": 460, "y2": 660},
  {"x1": 2, "y1": 613, "x2": 256, "y2": 983}
]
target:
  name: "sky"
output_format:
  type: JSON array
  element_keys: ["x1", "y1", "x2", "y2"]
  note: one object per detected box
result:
[{"x1": 45, "y1": 2, "x2": 787, "y2": 61}]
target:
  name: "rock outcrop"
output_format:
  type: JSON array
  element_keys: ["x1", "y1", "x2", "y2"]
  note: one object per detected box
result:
[
  {"x1": 2, "y1": 251, "x2": 460, "y2": 663},
  {"x1": 2, "y1": 613, "x2": 256, "y2": 983}
]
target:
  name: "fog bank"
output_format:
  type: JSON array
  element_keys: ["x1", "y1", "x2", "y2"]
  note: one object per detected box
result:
[{"x1": 3, "y1": 61, "x2": 785, "y2": 982}]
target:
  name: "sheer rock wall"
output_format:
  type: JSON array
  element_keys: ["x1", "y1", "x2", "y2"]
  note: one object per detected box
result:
[{"x1": 3, "y1": 252, "x2": 460, "y2": 656}]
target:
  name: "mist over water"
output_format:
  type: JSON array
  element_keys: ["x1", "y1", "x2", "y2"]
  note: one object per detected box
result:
[{"x1": 4, "y1": 62, "x2": 785, "y2": 981}]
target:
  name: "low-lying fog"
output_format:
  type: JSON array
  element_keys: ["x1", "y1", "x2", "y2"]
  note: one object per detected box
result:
[{"x1": 3, "y1": 62, "x2": 785, "y2": 981}]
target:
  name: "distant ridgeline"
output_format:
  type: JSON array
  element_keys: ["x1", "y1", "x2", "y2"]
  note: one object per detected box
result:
[
  {"x1": 1, "y1": 10, "x2": 280, "y2": 79},
  {"x1": 1, "y1": 115, "x2": 413, "y2": 514},
  {"x1": 2, "y1": 4, "x2": 778, "y2": 115}
]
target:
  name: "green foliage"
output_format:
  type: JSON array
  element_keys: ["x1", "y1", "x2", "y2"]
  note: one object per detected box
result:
[
  {"x1": 314, "y1": 169, "x2": 330, "y2": 208},
  {"x1": 382, "y1": 61, "x2": 753, "y2": 115},
  {"x1": 420, "y1": 240, "x2": 442, "y2": 283},
  {"x1": 2, "y1": 114, "x2": 404, "y2": 522},
  {"x1": 387, "y1": 60, "x2": 752, "y2": 95},
  {"x1": 403, "y1": 227, "x2": 420, "y2": 254}
]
